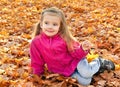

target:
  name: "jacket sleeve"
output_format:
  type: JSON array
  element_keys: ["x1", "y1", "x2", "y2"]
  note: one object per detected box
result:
[
  {"x1": 69, "y1": 42, "x2": 89, "y2": 60},
  {"x1": 30, "y1": 40, "x2": 45, "y2": 76}
]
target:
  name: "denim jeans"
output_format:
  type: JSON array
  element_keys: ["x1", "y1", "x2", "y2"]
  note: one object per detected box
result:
[{"x1": 71, "y1": 58, "x2": 100, "y2": 86}]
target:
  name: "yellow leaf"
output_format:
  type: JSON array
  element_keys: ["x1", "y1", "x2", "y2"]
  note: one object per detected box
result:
[
  {"x1": 22, "y1": 72, "x2": 29, "y2": 78},
  {"x1": 87, "y1": 27, "x2": 95, "y2": 34},
  {"x1": 0, "y1": 69, "x2": 5, "y2": 74},
  {"x1": 115, "y1": 64, "x2": 120, "y2": 70},
  {"x1": 2, "y1": 8, "x2": 8, "y2": 11},
  {"x1": 0, "y1": 77, "x2": 2, "y2": 82},
  {"x1": 87, "y1": 51, "x2": 99, "y2": 62},
  {"x1": 0, "y1": 30, "x2": 9, "y2": 36},
  {"x1": 116, "y1": 28, "x2": 120, "y2": 32}
]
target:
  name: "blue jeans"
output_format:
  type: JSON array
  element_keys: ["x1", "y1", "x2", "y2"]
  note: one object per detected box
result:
[{"x1": 71, "y1": 58, "x2": 100, "y2": 86}]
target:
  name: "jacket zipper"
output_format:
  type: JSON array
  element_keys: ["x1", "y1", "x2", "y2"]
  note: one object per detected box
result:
[
  {"x1": 50, "y1": 37, "x2": 52, "y2": 49},
  {"x1": 50, "y1": 37, "x2": 51, "y2": 45}
]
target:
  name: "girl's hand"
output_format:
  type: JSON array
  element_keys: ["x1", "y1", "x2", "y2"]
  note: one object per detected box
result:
[{"x1": 81, "y1": 40, "x2": 93, "y2": 51}]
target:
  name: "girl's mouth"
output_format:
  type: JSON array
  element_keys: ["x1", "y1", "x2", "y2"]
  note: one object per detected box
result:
[{"x1": 46, "y1": 30, "x2": 54, "y2": 32}]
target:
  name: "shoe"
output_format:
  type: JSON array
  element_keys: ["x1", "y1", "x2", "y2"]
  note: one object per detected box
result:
[{"x1": 97, "y1": 57, "x2": 115, "y2": 74}]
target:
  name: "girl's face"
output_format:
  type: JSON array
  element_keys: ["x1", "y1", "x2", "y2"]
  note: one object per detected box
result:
[{"x1": 41, "y1": 14, "x2": 61, "y2": 37}]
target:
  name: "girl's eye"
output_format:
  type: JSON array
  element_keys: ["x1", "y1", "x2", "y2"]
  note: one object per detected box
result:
[
  {"x1": 45, "y1": 22, "x2": 48, "y2": 24},
  {"x1": 53, "y1": 23, "x2": 58, "y2": 26}
]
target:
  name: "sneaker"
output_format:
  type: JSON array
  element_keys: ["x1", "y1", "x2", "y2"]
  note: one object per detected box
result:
[{"x1": 97, "y1": 57, "x2": 115, "y2": 74}]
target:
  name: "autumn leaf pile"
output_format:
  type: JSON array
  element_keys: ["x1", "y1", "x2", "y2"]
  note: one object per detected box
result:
[{"x1": 0, "y1": 0, "x2": 120, "y2": 87}]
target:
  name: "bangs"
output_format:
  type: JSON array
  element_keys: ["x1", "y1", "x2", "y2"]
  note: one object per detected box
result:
[{"x1": 43, "y1": 12, "x2": 61, "y2": 19}]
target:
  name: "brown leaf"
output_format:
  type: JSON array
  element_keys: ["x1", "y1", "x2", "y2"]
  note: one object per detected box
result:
[
  {"x1": 33, "y1": 74, "x2": 43, "y2": 84},
  {"x1": 55, "y1": 81, "x2": 67, "y2": 87},
  {"x1": 97, "y1": 80, "x2": 106, "y2": 86},
  {"x1": 0, "y1": 0, "x2": 120, "y2": 87},
  {"x1": 100, "y1": 71, "x2": 114, "y2": 80},
  {"x1": 46, "y1": 73, "x2": 60, "y2": 79}
]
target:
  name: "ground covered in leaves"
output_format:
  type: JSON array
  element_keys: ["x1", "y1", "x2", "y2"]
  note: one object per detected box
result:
[{"x1": 0, "y1": 0, "x2": 120, "y2": 87}]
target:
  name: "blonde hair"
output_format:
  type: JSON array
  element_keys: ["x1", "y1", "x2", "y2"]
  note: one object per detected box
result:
[{"x1": 33, "y1": 7, "x2": 76, "y2": 51}]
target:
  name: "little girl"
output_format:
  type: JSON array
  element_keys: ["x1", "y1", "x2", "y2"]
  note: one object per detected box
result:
[{"x1": 30, "y1": 7, "x2": 115, "y2": 86}]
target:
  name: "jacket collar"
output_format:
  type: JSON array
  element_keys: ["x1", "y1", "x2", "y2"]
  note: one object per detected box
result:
[{"x1": 40, "y1": 32, "x2": 60, "y2": 39}]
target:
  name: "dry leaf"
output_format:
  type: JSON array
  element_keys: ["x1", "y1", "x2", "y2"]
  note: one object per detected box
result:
[{"x1": 0, "y1": 0, "x2": 120, "y2": 87}]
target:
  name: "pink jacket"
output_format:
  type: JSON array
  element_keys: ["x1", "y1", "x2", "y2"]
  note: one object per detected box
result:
[{"x1": 30, "y1": 32, "x2": 89, "y2": 76}]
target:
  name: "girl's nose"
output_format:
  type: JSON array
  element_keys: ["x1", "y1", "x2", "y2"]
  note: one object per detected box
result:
[{"x1": 48, "y1": 24, "x2": 53, "y2": 28}]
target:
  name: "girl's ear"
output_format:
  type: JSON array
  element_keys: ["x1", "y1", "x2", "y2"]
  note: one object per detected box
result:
[{"x1": 40, "y1": 22, "x2": 43, "y2": 28}]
